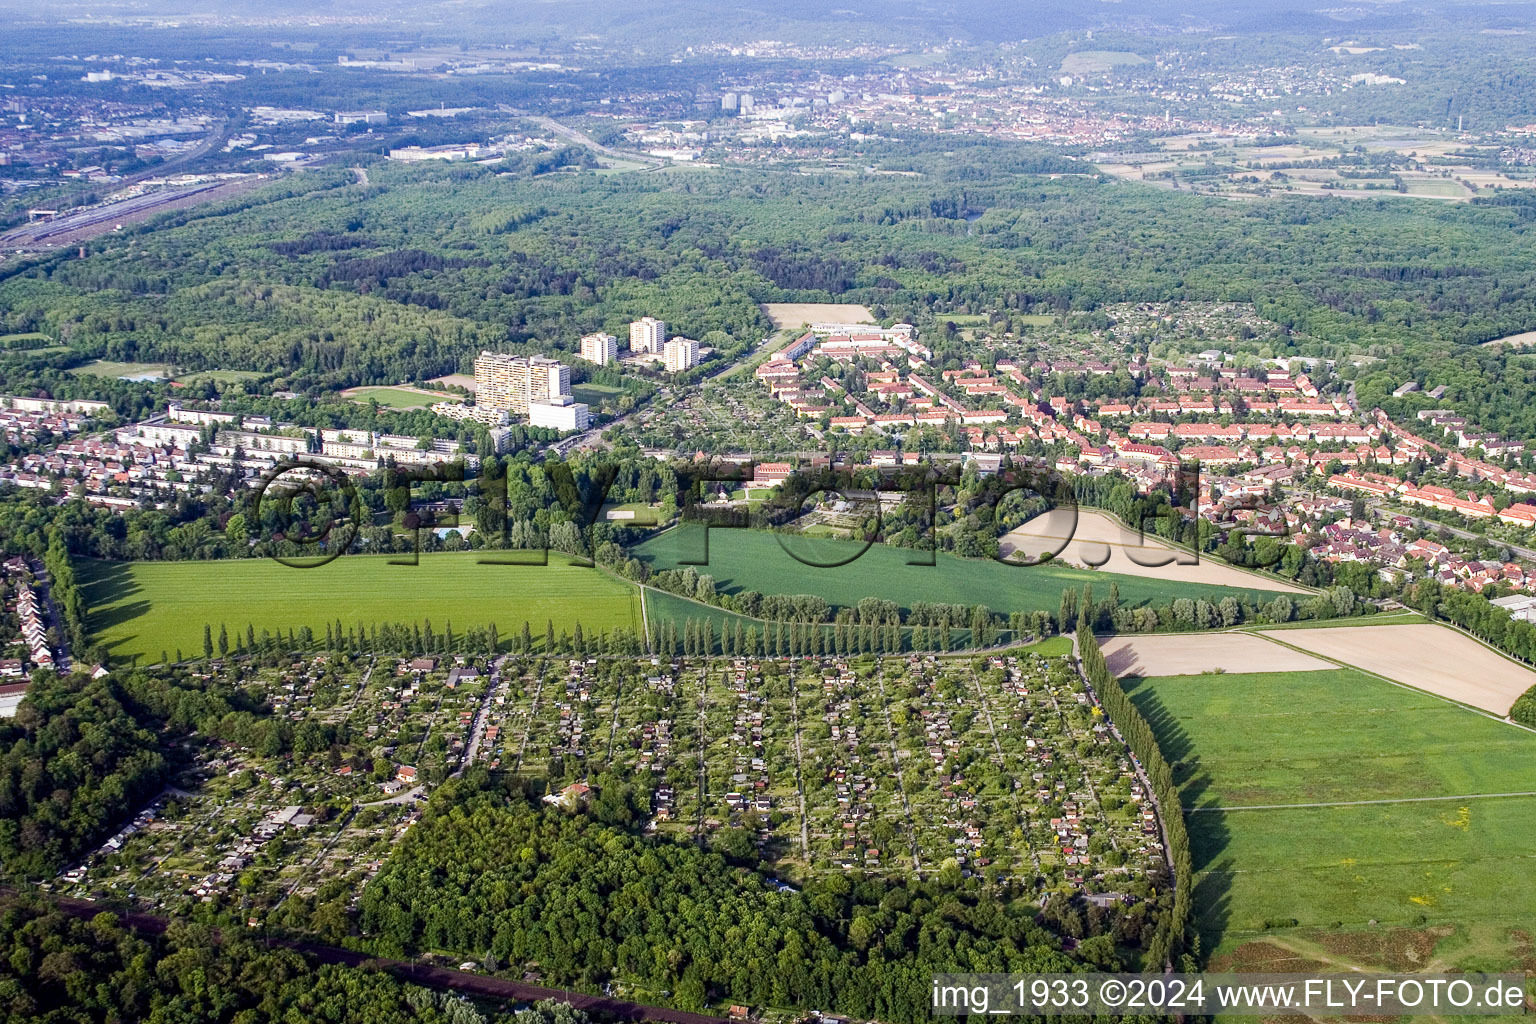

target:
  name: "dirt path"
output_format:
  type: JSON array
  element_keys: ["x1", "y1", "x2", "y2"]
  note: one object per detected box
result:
[
  {"x1": 788, "y1": 678, "x2": 811, "y2": 860},
  {"x1": 1188, "y1": 791, "x2": 1536, "y2": 813}
]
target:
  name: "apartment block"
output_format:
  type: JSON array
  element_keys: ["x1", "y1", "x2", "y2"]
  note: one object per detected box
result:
[
  {"x1": 579, "y1": 332, "x2": 619, "y2": 366},
  {"x1": 473, "y1": 352, "x2": 571, "y2": 413},
  {"x1": 629, "y1": 316, "x2": 667, "y2": 354},
  {"x1": 664, "y1": 336, "x2": 699, "y2": 373}
]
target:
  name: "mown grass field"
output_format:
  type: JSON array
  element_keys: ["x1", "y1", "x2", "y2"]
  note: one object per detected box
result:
[
  {"x1": 1125, "y1": 668, "x2": 1536, "y2": 965},
  {"x1": 642, "y1": 586, "x2": 762, "y2": 640},
  {"x1": 572, "y1": 382, "x2": 624, "y2": 405},
  {"x1": 343, "y1": 386, "x2": 452, "y2": 410},
  {"x1": 632, "y1": 526, "x2": 1290, "y2": 618},
  {"x1": 176, "y1": 369, "x2": 265, "y2": 386},
  {"x1": 65, "y1": 359, "x2": 174, "y2": 379},
  {"x1": 80, "y1": 553, "x2": 641, "y2": 663}
]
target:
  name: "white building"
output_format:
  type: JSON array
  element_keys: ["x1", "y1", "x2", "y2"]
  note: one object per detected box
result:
[
  {"x1": 663, "y1": 337, "x2": 700, "y2": 373},
  {"x1": 431, "y1": 401, "x2": 508, "y2": 426},
  {"x1": 335, "y1": 109, "x2": 387, "y2": 125},
  {"x1": 1492, "y1": 594, "x2": 1536, "y2": 623},
  {"x1": 387, "y1": 144, "x2": 485, "y2": 162},
  {"x1": 579, "y1": 332, "x2": 619, "y2": 366},
  {"x1": 629, "y1": 316, "x2": 667, "y2": 354},
  {"x1": 528, "y1": 396, "x2": 590, "y2": 432}
]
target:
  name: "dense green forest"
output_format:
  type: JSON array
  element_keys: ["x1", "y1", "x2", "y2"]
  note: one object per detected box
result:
[
  {"x1": 0, "y1": 894, "x2": 564, "y2": 1024},
  {"x1": 0, "y1": 666, "x2": 303, "y2": 878},
  {"x1": 361, "y1": 774, "x2": 1167, "y2": 1022},
  {"x1": 3, "y1": 159, "x2": 1536, "y2": 427}
]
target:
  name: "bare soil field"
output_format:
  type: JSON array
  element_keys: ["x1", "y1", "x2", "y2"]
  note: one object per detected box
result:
[
  {"x1": 1481, "y1": 330, "x2": 1536, "y2": 349},
  {"x1": 759, "y1": 302, "x2": 875, "y2": 328},
  {"x1": 1265, "y1": 623, "x2": 1536, "y2": 715},
  {"x1": 1101, "y1": 632, "x2": 1334, "y2": 678},
  {"x1": 1000, "y1": 508, "x2": 1310, "y2": 593},
  {"x1": 429, "y1": 373, "x2": 477, "y2": 391}
]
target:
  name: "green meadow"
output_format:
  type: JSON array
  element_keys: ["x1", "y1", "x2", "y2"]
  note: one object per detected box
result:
[
  {"x1": 79, "y1": 552, "x2": 641, "y2": 663},
  {"x1": 632, "y1": 525, "x2": 1290, "y2": 618},
  {"x1": 344, "y1": 386, "x2": 450, "y2": 410},
  {"x1": 1125, "y1": 668, "x2": 1536, "y2": 963}
]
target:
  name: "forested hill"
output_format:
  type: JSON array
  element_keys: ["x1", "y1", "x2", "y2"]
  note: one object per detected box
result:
[{"x1": 3, "y1": 161, "x2": 1536, "y2": 427}]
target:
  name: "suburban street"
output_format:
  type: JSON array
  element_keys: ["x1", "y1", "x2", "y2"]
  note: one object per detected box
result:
[{"x1": 1366, "y1": 498, "x2": 1536, "y2": 561}]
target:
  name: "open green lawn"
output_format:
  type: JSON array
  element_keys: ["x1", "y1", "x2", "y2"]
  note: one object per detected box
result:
[
  {"x1": 643, "y1": 586, "x2": 762, "y2": 642},
  {"x1": 175, "y1": 369, "x2": 266, "y2": 385},
  {"x1": 0, "y1": 344, "x2": 69, "y2": 358},
  {"x1": 79, "y1": 552, "x2": 641, "y2": 664},
  {"x1": 345, "y1": 386, "x2": 452, "y2": 410},
  {"x1": 1188, "y1": 796, "x2": 1536, "y2": 947},
  {"x1": 572, "y1": 383, "x2": 624, "y2": 405},
  {"x1": 602, "y1": 502, "x2": 660, "y2": 525},
  {"x1": 1125, "y1": 668, "x2": 1536, "y2": 961},
  {"x1": 631, "y1": 526, "x2": 1290, "y2": 619},
  {"x1": 66, "y1": 359, "x2": 175, "y2": 380},
  {"x1": 1127, "y1": 669, "x2": 1536, "y2": 806}
]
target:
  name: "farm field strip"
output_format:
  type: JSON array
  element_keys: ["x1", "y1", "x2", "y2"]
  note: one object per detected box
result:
[
  {"x1": 1126, "y1": 667, "x2": 1536, "y2": 958},
  {"x1": 1189, "y1": 796, "x2": 1536, "y2": 951},
  {"x1": 1101, "y1": 631, "x2": 1334, "y2": 678},
  {"x1": 1256, "y1": 622, "x2": 1536, "y2": 715},
  {"x1": 758, "y1": 302, "x2": 875, "y2": 328},
  {"x1": 1189, "y1": 790, "x2": 1536, "y2": 812},
  {"x1": 1128, "y1": 669, "x2": 1536, "y2": 806},
  {"x1": 80, "y1": 553, "x2": 642, "y2": 665},
  {"x1": 1000, "y1": 508, "x2": 1311, "y2": 594},
  {"x1": 633, "y1": 526, "x2": 1295, "y2": 622}
]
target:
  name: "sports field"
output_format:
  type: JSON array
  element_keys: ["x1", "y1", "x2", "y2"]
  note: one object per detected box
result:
[
  {"x1": 632, "y1": 526, "x2": 1292, "y2": 619},
  {"x1": 341, "y1": 386, "x2": 457, "y2": 410},
  {"x1": 1125, "y1": 667, "x2": 1536, "y2": 964},
  {"x1": 66, "y1": 359, "x2": 175, "y2": 380},
  {"x1": 79, "y1": 553, "x2": 641, "y2": 663}
]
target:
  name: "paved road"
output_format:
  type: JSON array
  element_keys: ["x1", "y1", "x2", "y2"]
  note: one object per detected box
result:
[
  {"x1": 501, "y1": 107, "x2": 663, "y2": 168},
  {"x1": 1365, "y1": 498, "x2": 1536, "y2": 560},
  {"x1": 454, "y1": 655, "x2": 507, "y2": 776},
  {"x1": 30, "y1": 557, "x2": 71, "y2": 671}
]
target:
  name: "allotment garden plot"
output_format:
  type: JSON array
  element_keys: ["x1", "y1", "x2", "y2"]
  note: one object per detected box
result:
[
  {"x1": 66, "y1": 648, "x2": 1175, "y2": 928},
  {"x1": 54, "y1": 654, "x2": 494, "y2": 921},
  {"x1": 878, "y1": 653, "x2": 1163, "y2": 883}
]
